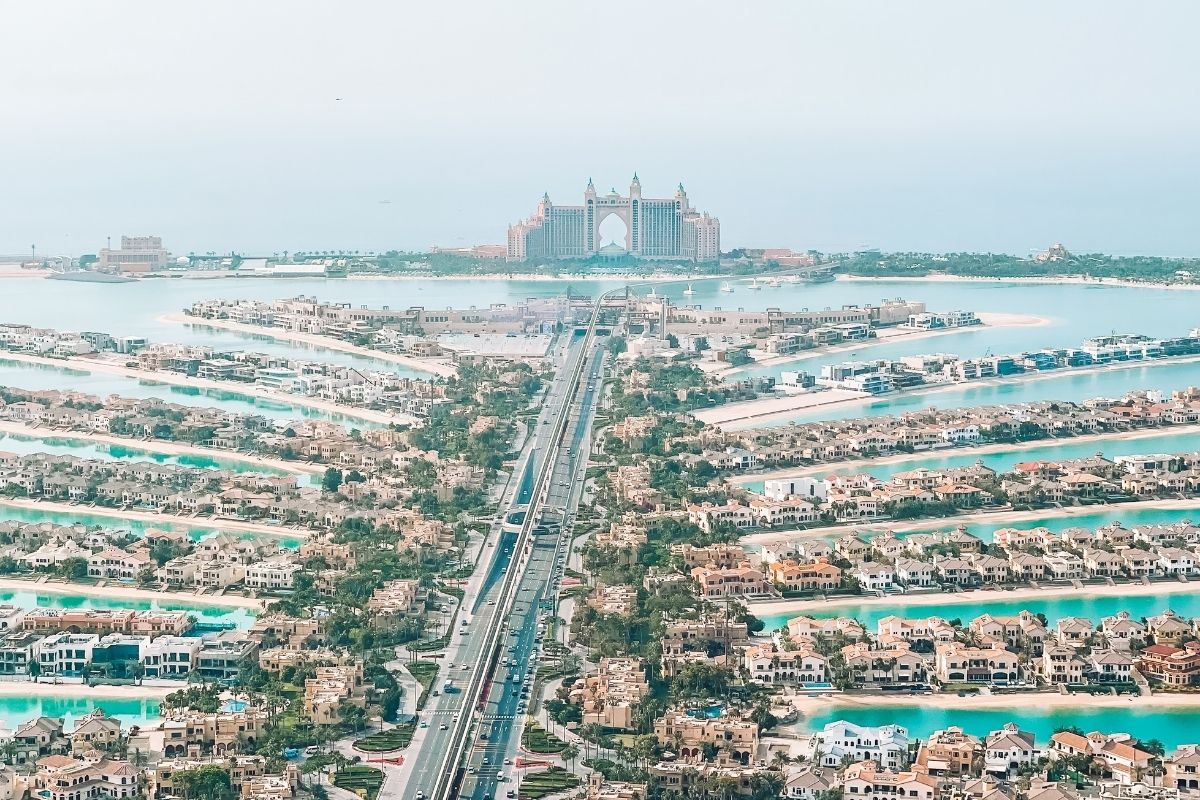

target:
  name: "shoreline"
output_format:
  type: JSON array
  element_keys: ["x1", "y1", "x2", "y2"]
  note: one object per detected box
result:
[
  {"x1": 0, "y1": 496, "x2": 311, "y2": 542},
  {"x1": 133, "y1": 270, "x2": 703, "y2": 283},
  {"x1": 0, "y1": 680, "x2": 171, "y2": 699},
  {"x1": 0, "y1": 419, "x2": 324, "y2": 476},
  {"x1": 749, "y1": 578, "x2": 1200, "y2": 618},
  {"x1": 0, "y1": 351, "x2": 416, "y2": 427},
  {"x1": 699, "y1": 352, "x2": 1200, "y2": 429},
  {"x1": 787, "y1": 689, "x2": 1200, "y2": 718},
  {"x1": 0, "y1": 576, "x2": 264, "y2": 610},
  {"x1": 838, "y1": 273, "x2": 1200, "y2": 292},
  {"x1": 160, "y1": 312, "x2": 459, "y2": 378},
  {"x1": 741, "y1": 497, "x2": 1200, "y2": 546},
  {"x1": 730, "y1": 424, "x2": 1200, "y2": 484}
]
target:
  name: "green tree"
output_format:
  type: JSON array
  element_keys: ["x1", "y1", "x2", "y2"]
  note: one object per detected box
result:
[
  {"x1": 174, "y1": 766, "x2": 237, "y2": 800},
  {"x1": 322, "y1": 468, "x2": 344, "y2": 493}
]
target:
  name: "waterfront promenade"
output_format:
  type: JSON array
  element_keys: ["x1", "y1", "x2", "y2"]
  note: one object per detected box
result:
[
  {"x1": 161, "y1": 311, "x2": 459, "y2": 377},
  {"x1": 0, "y1": 419, "x2": 324, "y2": 476},
  {"x1": 730, "y1": 422, "x2": 1200, "y2": 485},
  {"x1": 741, "y1": 497, "x2": 1200, "y2": 546},
  {"x1": 699, "y1": 351, "x2": 1200, "y2": 428},
  {"x1": 0, "y1": 496, "x2": 312, "y2": 541},
  {"x1": 748, "y1": 578, "x2": 1200, "y2": 619},
  {"x1": 0, "y1": 350, "x2": 416, "y2": 427},
  {"x1": 0, "y1": 576, "x2": 264, "y2": 610}
]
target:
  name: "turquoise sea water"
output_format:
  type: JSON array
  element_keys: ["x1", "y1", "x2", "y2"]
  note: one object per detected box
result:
[
  {"x1": 798, "y1": 704, "x2": 1200, "y2": 749},
  {"x1": 0, "y1": 695, "x2": 161, "y2": 729},
  {"x1": 759, "y1": 587, "x2": 1200, "y2": 633},
  {"x1": 0, "y1": 588, "x2": 256, "y2": 628}
]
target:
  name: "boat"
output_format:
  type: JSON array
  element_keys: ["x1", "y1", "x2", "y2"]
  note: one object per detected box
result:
[
  {"x1": 720, "y1": 281, "x2": 734, "y2": 293},
  {"x1": 747, "y1": 277, "x2": 762, "y2": 290},
  {"x1": 47, "y1": 271, "x2": 135, "y2": 284},
  {"x1": 683, "y1": 284, "x2": 695, "y2": 297},
  {"x1": 647, "y1": 287, "x2": 658, "y2": 299},
  {"x1": 767, "y1": 277, "x2": 782, "y2": 288}
]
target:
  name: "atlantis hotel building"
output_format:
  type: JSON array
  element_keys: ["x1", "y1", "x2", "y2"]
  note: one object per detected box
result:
[{"x1": 506, "y1": 175, "x2": 720, "y2": 262}]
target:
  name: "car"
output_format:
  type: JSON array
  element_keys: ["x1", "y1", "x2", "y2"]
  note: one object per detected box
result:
[
  {"x1": 420, "y1": 721, "x2": 429, "y2": 728},
  {"x1": 483, "y1": 757, "x2": 490, "y2": 766},
  {"x1": 503, "y1": 758, "x2": 512, "y2": 765},
  {"x1": 439, "y1": 723, "x2": 448, "y2": 730},
  {"x1": 496, "y1": 773, "x2": 505, "y2": 782},
  {"x1": 416, "y1": 792, "x2": 425, "y2": 800},
  {"x1": 508, "y1": 791, "x2": 517, "y2": 799},
  {"x1": 304, "y1": 746, "x2": 320, "y2": 756}
]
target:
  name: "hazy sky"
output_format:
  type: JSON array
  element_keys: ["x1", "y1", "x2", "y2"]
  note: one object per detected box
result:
[{"x1": 3, "y1": 2, "x2": 1198, "y2": 257}]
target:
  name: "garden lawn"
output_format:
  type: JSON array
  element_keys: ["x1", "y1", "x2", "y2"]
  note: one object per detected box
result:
[{"x1": 332, "y1": 766, "x2": 384, "y2": 800}]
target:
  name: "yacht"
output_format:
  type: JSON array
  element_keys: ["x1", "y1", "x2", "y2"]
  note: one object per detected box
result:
[
  {"x1": 747, "y1": 277, "x2": 762, "y2": 290},
  {"x1": 647, "y1": 287, "x2": 658, "y2": 300},
  {"x1": 683, "y1": 284, "x2": 696, "y2": 297},
  {"x1": 719, "y1": 281, "x2": 734, "y2": 293}
]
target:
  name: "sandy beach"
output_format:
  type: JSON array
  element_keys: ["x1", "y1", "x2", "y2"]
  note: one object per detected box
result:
[
  {"x1": 0, "y1": 351, "x2": 417, "y2": 427},
  {"x1": 0, "y1": 680, "x2": 172, "y2": 699},
  {"x1": 729, "y1": 423, "x2": 1200, "y2": 485},
  {"x1": 0, "y1": 576, "x2": 263, "y2": 610},
  {"x1": 705, "y1": 352, "x2": 1200, "y2": 430},
  {"x1": 0, "y1": 267, "x2": 51, "y2": 279},
  {"x1": 839, "y1": 274, "x2": 1200, "y2": 292},
  {"x1": 0, "y1": 496, "x2": 311, "y2": 542},
  {"x1": 694, "y1": 388, "x2": 870, "y2": 424},
  {"x1": 741, "y1": 497, "x2": 1200, "y2": 546},
  {"x1": 160, "y1": 312, "x2": 459, "y2": 377},
  {"x1": 0, "y1": 419, "x2": 324, "y2": 476},
  {"x1": 786, "y1": 688, "x2": 1200, "y2": 717},
  {"x1": 747, "y1": 579, "x2": 1200, "y2": 618}
]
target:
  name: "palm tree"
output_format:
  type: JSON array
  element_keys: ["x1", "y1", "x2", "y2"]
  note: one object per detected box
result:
[{"x1": 560, "y1": 743, "x2": 579, "y2": 771}]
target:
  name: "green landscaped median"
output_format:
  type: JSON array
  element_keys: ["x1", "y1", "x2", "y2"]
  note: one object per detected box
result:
[
  {"x1": 354, "y1": 724, "x2": 415, "y2": 752},
  {"x1": 519, "y1": 767, "x2": 580, "y2": 800},
  {"x1": 521, "y1": 720, "x2": 567, "y2": 754},
  {"x1": 332, "y1": 766, "x2": 384, "y2": 800},
  {"x1": 405, "y1": 661, "x2": 440, "y2": 709}
]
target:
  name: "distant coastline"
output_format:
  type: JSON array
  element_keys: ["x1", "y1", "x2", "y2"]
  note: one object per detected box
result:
[{"x1": 839, "y1": 273, "x2": 1200, "y2": 292}]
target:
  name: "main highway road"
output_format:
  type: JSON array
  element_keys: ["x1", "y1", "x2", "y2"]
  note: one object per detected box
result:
[{"x1": 396, "y1": 319, "x2": 607, "y2": 800}]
